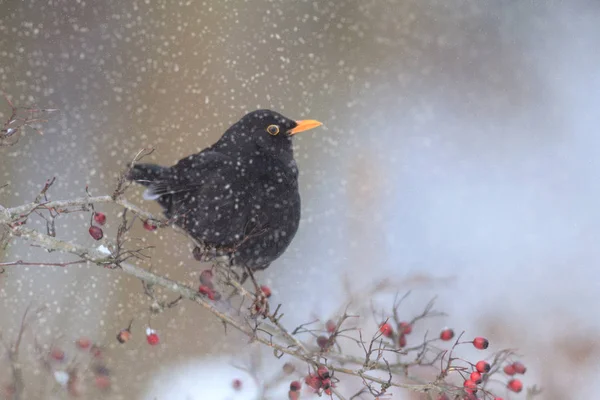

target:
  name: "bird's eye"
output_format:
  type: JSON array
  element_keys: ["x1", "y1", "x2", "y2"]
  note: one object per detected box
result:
[{"x1": 266, "y1": 125, "x2": 280, "y2": 136}]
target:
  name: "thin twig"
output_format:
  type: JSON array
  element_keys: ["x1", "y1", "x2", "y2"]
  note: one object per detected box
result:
[
  {"x1": 0, "y1": 260, "x2": 86, "y2": 268},
  {"x1": 3, "y1": 223, "x2": 439, "y2": 394}
]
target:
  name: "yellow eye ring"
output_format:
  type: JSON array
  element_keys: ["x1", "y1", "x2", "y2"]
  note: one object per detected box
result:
[{"x1": 267, "y1": 125, "x2": 280, "y2": 136}]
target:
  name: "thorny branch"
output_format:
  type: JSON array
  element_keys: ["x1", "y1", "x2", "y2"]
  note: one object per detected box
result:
[
  {"x1": 2, "y1": 225, "x2": 444, "y2": 395},
  {"x1": 0, "y1": 189, "x2": 452, "y2": 397},
  {"x1": 0, "y1": 144, "x2": 539, "y2": 399}
]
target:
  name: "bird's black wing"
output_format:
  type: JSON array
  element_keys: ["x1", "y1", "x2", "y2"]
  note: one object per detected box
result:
[
  {"x1": 146, "y1": 150, "x2": 257, "y2": 245},
  {"x1": 142, "y1": 150, "x2": 233, "y2": 198}
]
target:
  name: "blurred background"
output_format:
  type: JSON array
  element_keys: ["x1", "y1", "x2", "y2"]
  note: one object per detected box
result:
[{"x1": 1, "y1": 0, "x2": 599, "y2": 398}]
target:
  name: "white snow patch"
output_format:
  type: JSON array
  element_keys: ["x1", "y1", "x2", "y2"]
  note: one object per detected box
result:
[
  {"x1": 142, "y1": 359, "x2": 260, "y2": 400},
  {"x1": 97, "y1": 245, "x2": 111, "y2": 255},
  {"x1": 143, "y1": 188, "x2": 161, "y2": 200},
  {"x1": 54, "y1": 371, "x2": 69, "y2": 387}
]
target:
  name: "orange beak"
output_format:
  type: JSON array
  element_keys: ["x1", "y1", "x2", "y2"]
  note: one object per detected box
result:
[{"x1": 288, "y1": 119, "x2": 323, "y2": 135}]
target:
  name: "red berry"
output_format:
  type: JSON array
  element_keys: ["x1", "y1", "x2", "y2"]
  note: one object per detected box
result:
[
  {"x1": 473, "y1": 337, "x2": 489, "y2": 350},
  {"x1": 440, "y1": 328, "x2": 454, "y2": 341},
  {"x1": 147, "y1": 333, "x2": 159, "y2": 345},
  {"x1": 317, "y1": 335, "x2": 330, "y2": 350},
  {"x1": 95, "y1": 375, "x2": 111, "y2": 390},
  {"x1": 289, "y1": 380, "x2": 301, "y2": 392},
  {"x1": 470, "y1": 371, "x2": 482, "y2": 384},
  {"x1": 398, "y1": 334, "x2": 407, "y2": 348},
  {"x1": 90, "y1": 345, "x2": 103, "y2": 358},
  {"x1": 398, "y1": 321, "x2": 413, "y2": 334},
  {"x1": 512, "y1": 361, "x2": 527, "y2": 374},
  {"x1": 379, "y1": 322, "x2": 393, "y2": 338},
  {"x1": 475, "y1": 360, "x2": 491, "y2": 373},
  {"x1": 260, "y1": 285, "x2": 272, "y2": 298},
  {"x1": 117, "y1": 329, "x2": 131, "y2": 344},
  {"x1": 325, "y1": 319, "x2": 336, "y2": 333},
  {"x1": 507, "y1": 378, "x2": 523, "y2": 393},
  {"x1": 88, "y1": 225, "x2": 103, "y2": 240},
  {"x1": 198, "y1": 285, "x2": 211, "y2": 295},
  {"x1": 76, "y1": 338, "x2": 91, "y2": 350},
  {"x1": 282, "y1": 363, "x2": 295, "y2": 375},
  {"x1": 288, "y1": 391, "x2": 300, "y2": 400},
  {"x1": 463, "y1": 379, "x2": 478, "y2": 392},
  {"x1": 232, "y1": 379, "x2": 242, "y2": 390},
  {"x1": 51, "y1": 348, "x2": 65, "y2": 361},
  {"x1": 198, "y1": 285, "x2": 215, "y2": 300},
  {"x1": 93, "y1": 212, "x2": 106, "y2": 225},
  {"x1": 146, "y1": 329, "x2": 160, "y2": 346},
  {"x1": 199, "y1": 269, "x2": 214, "y2": 287},
  {"x1": 143, "y1": 220, "x2": 157, "y2": 231},
  {"x1": 304, "y1": 374, "x2": 321, "y2": 390},
  {"x1": 503, "y1": 364, "x2": 516, "y2": 375},
  {"x1": 317, "y1": 365, "x2": 330, "y2": 379}
]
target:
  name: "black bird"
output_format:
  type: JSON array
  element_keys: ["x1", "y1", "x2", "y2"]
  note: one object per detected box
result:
[{"x1": 127, "y1": 109, "x2": 322, "y2": 271}]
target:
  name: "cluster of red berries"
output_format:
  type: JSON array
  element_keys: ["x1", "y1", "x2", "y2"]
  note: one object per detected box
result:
[
  {"x1": 378, "y1": 320, "x2": 413, "y2": 348},
  {"x1": 378, "y1": 319, "x2": 459, "y2": 349},
  {"x1": 462, "y1": 358, "x2": 491, "y2": 395},
  {"x1": 315, "y1": 319, "x2": 338, "y2": 352},
  {"x1": 49, "y1": 337, "x2": 112, "y2": 393},
  {"x1": 503, "y1": 361, "x2": 526, "y2": 393},
  {"x1": 114, "y1": 320, "x2": 160, "y2": 346},
  {"x1": 251, "y1": 285, "x2": 273, "y2": 316},
  {"x1": 460, "y1": 337, "x2": 491, "y2": 395},
  {"x1": 504, "y1": 361, "x2": 526, "y2": 375},
  {"x1": 114, "y1": 325, "x2": 159, "y2": 346},
  {"x1": 88, "y1": 212, "x2": 158, "y2": 241},
  {"x1": 88, "y1": 212, "x2": 106, "y2": 240},
  {"x1": 459, "y1": 337, "x2": 526, "y2": 397},
  {"x1": 198, "y1": 269, "x2": 221, "y2": 300},
  {"x1": 304, "y1": 365, "x2": 333, "y2": 396}
]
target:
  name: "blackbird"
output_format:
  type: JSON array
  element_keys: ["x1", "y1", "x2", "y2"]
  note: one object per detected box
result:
[{"x1": 127, "y1": 109, "x2": 322, "y2": 271}]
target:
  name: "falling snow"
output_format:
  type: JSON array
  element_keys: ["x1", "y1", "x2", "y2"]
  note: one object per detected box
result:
[{"x1": 1, "y1": 1, "x2": 600, "y2": 399}]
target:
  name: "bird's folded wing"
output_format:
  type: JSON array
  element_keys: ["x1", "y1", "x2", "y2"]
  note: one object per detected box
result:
[
  {"x1": 143, "y1": 150, "x2": 237, "y2": 198},
  {"x1": 151, "y1": 150, "x2": 257, "y2": 244}
]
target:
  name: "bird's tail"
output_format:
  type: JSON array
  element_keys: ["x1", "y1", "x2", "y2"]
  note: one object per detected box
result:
[{"x1": 126, "y1": 163, "x2": 168, "y2": 187}]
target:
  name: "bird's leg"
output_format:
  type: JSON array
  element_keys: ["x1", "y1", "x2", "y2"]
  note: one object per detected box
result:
[
  {"x1": 223, "y1": 264, "x2": 247, "y2": 301},
  {"x1": 244, "y1": 266, "x2": 261, "y2": 292},
  {"x1": 192, "y1": 245, "x2": 213, "y2": 262},
  {"x1": 239, "y1": 271, "x2": 249, "y2": 285}
]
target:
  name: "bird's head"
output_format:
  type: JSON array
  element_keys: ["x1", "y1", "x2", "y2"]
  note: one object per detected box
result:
[{"x1": 216, "y1": 109, "x2": 322, "y2": 157}]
